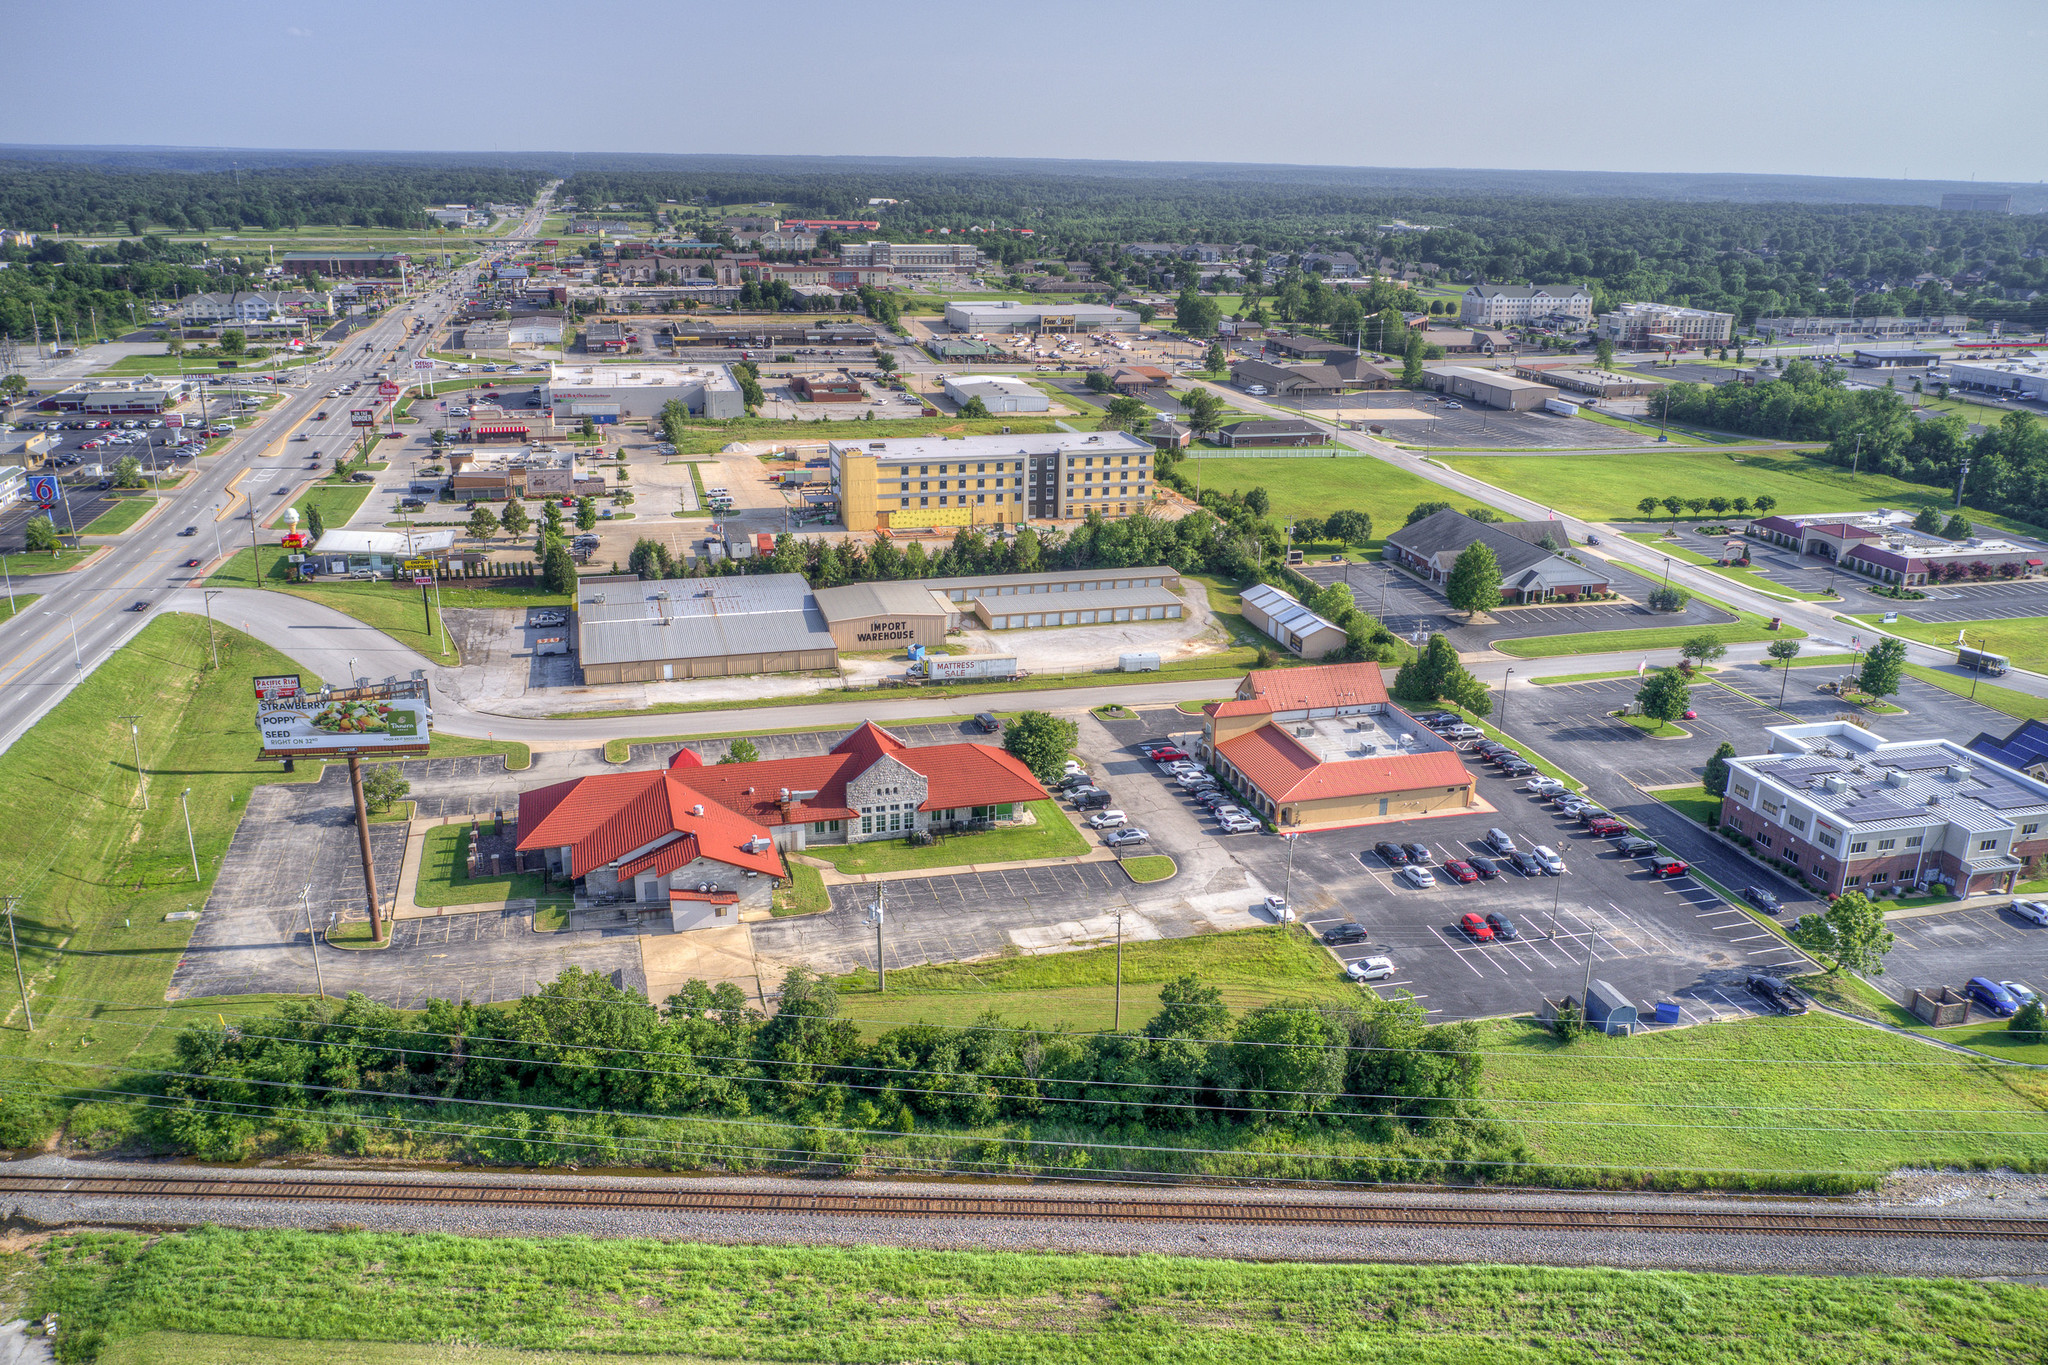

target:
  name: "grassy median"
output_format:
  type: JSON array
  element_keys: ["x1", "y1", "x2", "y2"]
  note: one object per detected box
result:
[{"x1": 802, "y1": 800, "x2": 1087, "y2": 875}]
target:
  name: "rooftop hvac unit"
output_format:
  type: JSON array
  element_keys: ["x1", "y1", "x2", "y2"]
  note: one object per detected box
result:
[
  {"x1": 744, "y1": 837, "x2": 771, "y2": 854},
  {"x1": 1886, "y1": 769, "x2": 1906, "y2": 787},
  {"x1": 691, "y1": 804, "x2": 704, "y2": 817},
  {"x1": 1295, "y1": 725, "x2": 1314, "y2": 737}
]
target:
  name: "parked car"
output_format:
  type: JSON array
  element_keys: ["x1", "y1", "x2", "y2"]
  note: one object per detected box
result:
[
  {"x1": 1346, "y1": 956, "x2": 1396, "y2": 983},
  {"x1": 1219, "y1": 815, "x2": 1259, "y2": 833},
  {"x1": 1499, "y1": 760, "x2": 1537, "y2": 777},
  {"x1": 1968, "y1": 977, "x2": 2021, "y2": 1017},
  {"x1": 1458, "y1": 911, "x2": 1494, "y2": 941},
  {"x1": 1104, "y1": 828, "x2": 1150, "y2": 847},
  {"x1": 1742, "y1": 886, "x2": 1783, "y2": 915},
  {"x1": 1486, "y1": 912, "x2": 1519, "y2": 941},
  {"x1": 1374, "y1": 841, "x2": 1410, "y2": 867},
  {"x1": 1747, "y1": 974, "x2": 1809, "y2": 1015},
  {"x1": 1322, "y1": 921, "x2": 1369, "y2": 945},
  {"x1": 1557, "y1": 798, "x2": 1590, "y2": 818},
  {"x1": 1524, "y1": 777, "x2": 1568, "y2": 797},
  {"x1": 1576, "y1": 807, "x2": 1613, "y2": 826},
  {"x1": 1147, "y1": 746, "x2": 1188, "y2": 762},
  {"x1": 973, "y1": 712, "x2": 999, "y2": 734},
  {"x1": 1467, "y1": 855, "x2": 1501, "y2": 880},
  {"x1": 1397, "y1": 864, "x2": 1436, "y2": 889},
  {"x1": 1485, "y1": 828, "x2": 1516, "y2": 854},
  {"x1": 1586, "y1": 818, "x2": 1627, "y2": 838},
  {"x1": 2000, "y1": 980, "x2": 2039, "y2": 1009},
  {"x1": 1403, "y1": 842, "x2": 1432, "y2": 865},
  {"x1": 1087, "y1": 810, "x2": 1127, "y2": 829},
  {"x1": 1442, "y1": 859, "x2": 1479, "y2": 884},
  {"x1": 1613, "y1": 835, "x2": 1659, "y2": 857},
  {"x1": 1645, "y1": 857, "x2": 1691, "y2": 879},
  {"x1": 1531, "y1": 845, "x2": 1565, "y2": 875},
  {"x1": 1506, "y1": 850, "x2": 1541, "y2": 876},
  {"x1": 2010, "y1": 900, "x2": 2048, "y2": 926}
]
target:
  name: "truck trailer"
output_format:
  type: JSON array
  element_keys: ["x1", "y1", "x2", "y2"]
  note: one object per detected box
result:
[{"x1": 918, "y1": 654, "x2": 1019, "y2": 683}]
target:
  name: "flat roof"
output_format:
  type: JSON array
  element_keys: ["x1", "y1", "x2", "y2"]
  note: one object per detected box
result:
[
  {"x1": 577, "y1": 573, "x2": 836, "y2": 667},
  {"x1": 812, "y1": 581, "x2": 954, "y2": 622},
  {"x1": 548, "y1": 363, "x2": 737, "y2": 392},
  {"x1": 975, "y1": 584, "x2": 1182, "y2": 615},
  {"x1": 924, "y1": 565, "x2": 1178, "y2": 596},
  {"x1": 1433, "y1": 366, "x2": 1555, "y2": 392},
  {"x1": 312, "y1": 529, "x2": 457, "y2": 555},
  {"x1": 831, "y1": 431, "x2": 1152, "y2": 466}
]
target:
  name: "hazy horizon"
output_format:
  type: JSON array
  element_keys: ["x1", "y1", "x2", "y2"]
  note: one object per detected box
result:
[{"x1": 10, "y1": 0, "x2": 2044, "y2": 185}]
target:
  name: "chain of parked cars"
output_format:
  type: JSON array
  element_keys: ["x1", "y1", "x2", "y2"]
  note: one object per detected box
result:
[{"x1": 1145, "y1": 743, "x2": 1261, "y2": 834}]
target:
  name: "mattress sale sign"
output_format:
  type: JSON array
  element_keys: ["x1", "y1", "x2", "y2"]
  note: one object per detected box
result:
[{"x1": 257, "y1": 678, "x2": 431, "y2": 758}]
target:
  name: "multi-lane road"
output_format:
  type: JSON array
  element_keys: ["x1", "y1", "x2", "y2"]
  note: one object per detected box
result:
[{"x1": 0, "y1": 189, "x2": 555, "y2": 753}]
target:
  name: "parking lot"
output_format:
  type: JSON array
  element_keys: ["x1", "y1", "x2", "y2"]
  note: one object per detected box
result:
[
  {"x1": 1081, "y1": 708, "x2": 1812, "y2": 1025},
  {"x1": 1877, "y1": 578, "x2": 2048, "y2": 624},
  {"x1": 1294, "y1": 556, "x2": 1735, "y2": 654},
  {"x1": 1288, "y1": 390, "x2": 1652, "y2": 449},
  {"x1": 1875, "y1": 904, "x2": 2048, "y2": 1012}
]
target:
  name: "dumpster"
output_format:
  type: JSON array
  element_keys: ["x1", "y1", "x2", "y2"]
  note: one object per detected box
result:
[
  {"x1": 1653, "y1": 1000, "x2": 1682, "y2": 1025},
  {"x1": 1585, "y1": 979, "x2": 1639, "y2": 1036}
]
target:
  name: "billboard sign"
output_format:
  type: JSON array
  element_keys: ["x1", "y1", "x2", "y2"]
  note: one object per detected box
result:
[
  {"x1": 412, "y1": 358, "x2": 436, "y2": 372},
  {"x1": 27, "y1": 475, "x2": 57, "y2": 507},
  {"x1": 253, "y1": 674, "x2": 302, "y2": 702},
  {"x1": 257, "y1": 677, "x2": 431, "y2": 759},
  {"x1": 350, "y1": 408, "x2": 376, "y2": 428},
  {"x1": 379, "y1": 381, "x2": 401, "y2": 398}
]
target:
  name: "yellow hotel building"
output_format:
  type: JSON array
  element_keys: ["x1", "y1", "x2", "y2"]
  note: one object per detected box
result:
[{"x1": 829, "y1": 431, "x2": 1156, "y2": 532}]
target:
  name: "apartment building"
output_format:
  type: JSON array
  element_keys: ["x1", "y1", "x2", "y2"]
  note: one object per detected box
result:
[
  {"x1": 1459, "y1": 284, "x2": 1595, "y2": 329},
  {"x1": 829, "y1": 431, "x2": 1154, "y2": 531},
  {"x1": 1595, "y1": 301, "x2": 1734, "y2": 348}
]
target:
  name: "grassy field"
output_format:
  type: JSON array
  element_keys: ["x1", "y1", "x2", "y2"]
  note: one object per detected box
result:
[
  {"x1": 0, "y1": 614, "x2": 329, "y2": 1076},
  {"x1": 39, "y1": 1229, "x2": 2048, "y2": 1365},
  {"x1": 834, "y1": 925, "x2": 1359, "y2": 1031},
  {"x1": 101, "y1": 1336, "x2": 741, "y2": 1365},
  {"x1": 0, "y1": 593, "x2": 37, "y2": 625},
  {"x1": 771, "y1": 863, "x2": 829, "y2": 916},
  {"x1": 801, "y1": 800, "x2": 1087, "y2": 875},
  {"x1": 1531, "y1": 668, "x2": 1642, "y2": 685},
  {"x1": 1179, "y1": 455, "x2": 1510, "y2": 550},
  {"x1": 1444, "y1": 447, "x2": 2042, "y2": 537},
  {"x1": 93, "y1": 352, "x2": 318, "y2": 376},
  {"x1": 0, "y1": 549, "x2": 97, "y2": 576},
  {"x1": 277, "y1": 483, "x2": 372, "y2": 532},
  {"x1": 1620, "y1": 531, "x2": 1839, "y2": 601},
  {"x1": 1494, "y1": 590, "x2": 1803, "y2": 659},
  {"x1": 79, "y1": 497, "x2": 156, "y2": 535},
  {"x1": 412, "y1": 823, "x2": 547, "y2": 908},
  {"x1": 1652, "y1": 783, "x2": 1723, "y2": 827},
  {"x1": 1903, "y1": 661, "x2": 2048, "y2": 722},
  {"x1": 1480, "y1": 1012, "x2": 2048, "y2": 1175},
  {"x1": 1120, "y1": 853, "x2": 1176, "y2": 882},
  {"x1": 1574, "y1": 405, "x2": 1732, "y2": 446},
  {"x1": 1854, "y1": 612, "x2": 2048, "y2": 675}
]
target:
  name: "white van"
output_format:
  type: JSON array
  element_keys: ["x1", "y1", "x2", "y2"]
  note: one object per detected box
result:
[{"x1": 1245, "y1": 384, "x2": 1268, "y2": 395}]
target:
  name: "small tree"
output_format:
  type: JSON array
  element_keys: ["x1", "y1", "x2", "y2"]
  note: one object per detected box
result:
[
  {"x1": 1791, "y1": 889, "x2": 1895, "y2": 976},
  {"x1": 1003, "y1": 711, "x2": 1079, "y2": 782},
  {"x1": 1707, "y1": 496, "x2": 1730, "y2": 516},
  {"x1": 305, "y1": 504, "x2": 325, "y2": 540},
  {"x1": 1324, "y1": 509, "x2": 1373, "y2": 545},
  {"x1": 1661, "y1": 495, "x2": 1684, "y2": 519},
  {"x1": 1593, "y1": 336, "x2": 1615, "y2": 370},
  {"x1": 1912, "y1": 506, "x2": 1942, "y2": 535},
  {"x1": 1244, "y1": 486, "x2": 1271, "y2": 517},
  {"x1": 466, "y1": 505, "x2": 500, "y2": 540},
  {"x1": 1647, "y1": 585, "x2": 1691, "y2": 612},
  {"x1": 720, "y1": 738, "x2": 762, "y2": 764},
  {"x1": 1767, "y1": 638, "x2": 1804, "y2": 670},
  {"x1": 1445, "y1": 540, "x2": 1502, "y2": 617},
  {"x1": 575, "y1": 496, "x2": 598, "y2": 531},
  {"x1": 1551, "y1": 998, "x2": 1585, "y2": 1041},
  {"x1": 23, "y1": 515, "x2": 60, "y2": 555},
  {"x1": 2011, "y1": 997, "x2": 2046, "y2": 1041},
  {"x1": 1103, "y1": 395, "x2": 1150, "y2": 432},
  {"x1": 1635, "y1": 667, "x2": 1692, "y2": 723},
  {"x1": 1083, "y1": 370, "x2": 1115, "y2": 394},
  {"x1": 1636, "y1": 496, "x2": 1661, "y2": 519},
  {"x1": 959, "y1": 395, "x2": 991, "y2": 419},
  {"x1": 500, "y1": 497, "x2": 530, "y2": 538},
  {"x1": 541, "y1": 543, "x2": 577, "y2": 593},
  {"x1": 1702, "y1": 740, "x2": 1737, "y2": 797},
  {"x1": 1406, "y1": 500, "x2": 1455, "y2": 526},
  {"x1": 1752, "y1": 494, "x2": 1777, "y2": 514},
  {"x1": 112, "y1": 455, "x2": 144, "y2": 489},
  {"x1": 1942, "y1": 513, "x2": 1972, "y2": 541},
  {"x1": 1684, "y1": 497, "x2": 1708, "y2": 517},
  {"x1": 1860, "y1": 637, "x2": 1906, "y2": 700},
  {"x1": 1204, "y1": 341, "x2": 1226, "y2": 372},
  {"x1": 1732, "y1": 496, "x2": 1751, "y2": 514},
  {"x1": 219, "y1": 328, "x2": 246, "y2": 356},
  {"x1": 1679, "y1": 633, "x2": 1727, "y2": 669},
  {"x1": 360, "y1": 766, "x2": 410, "y2": 815}
]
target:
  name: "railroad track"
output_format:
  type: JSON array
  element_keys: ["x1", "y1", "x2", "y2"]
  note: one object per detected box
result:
[{"x1": 3, "y1": 1173, "x2": 2045, "y2": 1239}]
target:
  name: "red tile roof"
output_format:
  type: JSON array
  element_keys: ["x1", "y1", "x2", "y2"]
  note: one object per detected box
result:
[
  {"x1": 669, "y1": 889, "x2": 738, "y2": 905},
  {"x1": 618, "y1": 834, "x2": 701, "y2": 880},
  {"x1": 1217, "y1": 725, "x2": 1471, "y2": 803},
  {"x1": 516, "y1": 771, "x2": 784, "y2": 879},
  {"x1": 1229, "y1": 661, "x2": 1390, "y2": 715}
]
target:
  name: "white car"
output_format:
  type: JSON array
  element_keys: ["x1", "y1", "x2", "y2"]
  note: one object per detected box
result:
[
  {"x1": 2012, "y1": 900, "x2": 2048, "y2": 927},
  {"x1": 1346, "y1": 956, "x2": 1396, "y2": 983},
  {"x1": 1087, "y1": 810, "x2": 1127, "y2": 829},
  {"x1": 1397, "y1": 865, "x2": 1437, "y2": 889},
  {"x1": 1532, "y1": 845, "x2": 1566, "y2": 875},
  {"x1": 1524, "y1": 777, "x2": 1567, "y2": 796},
  {"x1": 1263, "y1": 895, "x2": 1293, "y2": 922},
  {"x1": 1219, "y1": 816, "x2": 1259, "y2": 834}
]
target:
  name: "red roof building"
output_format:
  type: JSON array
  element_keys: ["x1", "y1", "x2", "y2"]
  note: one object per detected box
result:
[
  {"x1": 1200, "y1": 662, "x2": 1475, "y2": 830},
  {"x1": 516, "y1": 723, "x2": 1045, "y2": 927}
]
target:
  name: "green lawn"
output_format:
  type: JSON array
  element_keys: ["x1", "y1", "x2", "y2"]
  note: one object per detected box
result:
[
  {"x1": 1621, "y1": 531, "x2": 1839, "y2": 601},
  {"x1": 835, "y1": 925, "x2": 1357, "y2": 1031},
  {"x1": 1494, "y1": 590, "x2": 1803, "y2": 659},
  {"x1": 41, "y1": 1230, "x2": 2048, "y2": 1365},
  {"x1": 93, "y1": 352, "x2": 317, "y2": 376},
  {"x1": 0, "y1": 549, "x2": 97, "y2": 576},
  {"x1": 1622, "y1": 714, "x2": 1691, "y2": 739},
  {"x1": 1119, "y1": 854, "x2": 1176, "y2": 883},
  {"x1": 411, "y1": 822, "x2": 547, "y2": 908},
  {"x1": 1480, "y1": 1012, "x2": 2048, "y2": 1176},
  {"x1": 0, "y1": 593, "x2": 38, "y2": 625},
  {"x1": 1531, "y1": 668, "x2": 1641, "y2": 685},
  {"x1": 1854, "y1": 612, "x2": 2048, "y2": 676},
  {"x1": 772, "y1": 863, "x2": 829, "y2": 917},
  {"x1": 1652, "y1": 783, "x2": 1722, "y2": 827},
  {"x1": 1444, "y1": 447, "x2": 2043, "y2": 538},
  {"x1": 1902, "y1": 661, "x2": 2048, "y2": 722},
  {"x1": 276, "y1": 483, "x2": 371, "y2": 532},
  {"x1": 0, "y1": 614, "x2": 329, "y2": 1077},
  {"x1": 802, "y1": 800, "x2": 1086, "y2": 875},
  {"x1": 80, "y1": 497, "x2": 156, "y2": 535},
  {"x1": 1178, "y1": 455, "x2": 1510, "y2": 551},
  {"x1": 1574, "y1": 405, "x2": 1731, "y2": 446}
]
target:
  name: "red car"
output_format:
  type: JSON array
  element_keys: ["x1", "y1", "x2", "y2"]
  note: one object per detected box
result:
[
  {"x1": 1682, "y1": 709, "x2": 1698, "y2": 720},
  {"x1": 1458, "y1": 912, "x2": 1494, "y2": 941},
  {"x1": 183, "y1": 558, "x2": 201, "y2": 568},
  {"x1": 1149, "y1": 747, "x2": 1189, "y2": 762},
  {"x1": 1442, "y1": 860, "x2": 1479, "y2": 884},
  {"x1": 1648, "y1": 859, "x2": 1691, "y2": 879},
  {"x1": 1586, "y1": 817, "x2": 1627, "y2": 838}
]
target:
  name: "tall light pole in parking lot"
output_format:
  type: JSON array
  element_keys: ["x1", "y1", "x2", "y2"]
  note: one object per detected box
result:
[
  {"x1": 301, "y1": 883, "x2": 327, "y2": 999},
  {"x1": 1112, "y1": 908, "x2": 1126, "y2": 1031},
  {"x1": 1280, "y1": 832, "x2": 1299, "y2": 908},
  {"x1": 1499, "y1": 668, "x2": 1514, "y2": 728},
  {"x1": 867, "y1": 889, "x2": 886, "y2": 993}
]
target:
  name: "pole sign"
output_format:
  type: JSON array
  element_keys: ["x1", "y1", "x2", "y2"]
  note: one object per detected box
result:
[
  {"x1": 413, "y1": 575, "x2": 434, "y2": 587},
  {"x1": 257, "y1": 677, "x2": 431, "y2": 759},
  {"x1": 379, "y1": 381, "x2": 401, "y2": 398},
  {"x1": 403, "y1": 557, "x2": 437, "y2": 573},
  {"x1": 412, "y1": 358, "x2": 436, "y2": 371},
  {"x1": 252, "y1": 674, "x2": 302, "y2": 702},
  {"x1": 350, "y1": 408, "x2": 376, "y2": 428},
  {"x1": 27, "y1": 474, "x2": 57, "y2": 507}
]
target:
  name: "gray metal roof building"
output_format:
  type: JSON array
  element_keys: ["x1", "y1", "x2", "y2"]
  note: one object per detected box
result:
[{"x1": 575, "y1": 574, "x2": 839, "y2": 683}]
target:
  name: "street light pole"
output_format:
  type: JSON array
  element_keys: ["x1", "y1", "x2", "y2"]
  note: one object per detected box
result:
[
  {"x1": 44, "y1": 610, "x2": 81, "y2": 669},
  {"x1": 118, "y1": 715, "x2": 147, "y2": 810},
  {"x1": 1, "y1": 896, "x2": 31, "y2": 1032},
  {"x1": 1112, "y1": 908, "x2": 1126, "y2": 1031},
  {"x1": 1500, "y1": 667, "x2": 1514, "y2": 727},
  {"x1": 302, "y1": 882, "x2": 326, "y2": 999},
  {"x1": 180, "y1": 787, "x2": 200, "y2": 880},
  {"x1": 867, "y1": 891, "x2": 886, "y2": 993}
]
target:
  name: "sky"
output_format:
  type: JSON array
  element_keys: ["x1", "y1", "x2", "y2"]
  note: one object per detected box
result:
[{"x1": 9, "y1": 0, "x2": 2046, "y2": 186}]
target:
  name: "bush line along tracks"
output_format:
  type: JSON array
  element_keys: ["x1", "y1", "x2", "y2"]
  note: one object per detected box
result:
[{"x1": 3, "y1": 1173, "x2": 2044, "y2": 1239}]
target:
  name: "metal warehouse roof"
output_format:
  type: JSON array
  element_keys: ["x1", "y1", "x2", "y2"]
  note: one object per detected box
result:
[
  {"x1": 576, "y1": 573, "x2": 836, "y2": 666},
  {"x1": 812, "y1": 581, "x2": 955, "y2": 622}
]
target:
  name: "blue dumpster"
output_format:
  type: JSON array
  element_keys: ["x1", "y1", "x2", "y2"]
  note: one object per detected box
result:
[{"x1": 1653, "y1": 1000, "x2": 1681, "y2": 1025}]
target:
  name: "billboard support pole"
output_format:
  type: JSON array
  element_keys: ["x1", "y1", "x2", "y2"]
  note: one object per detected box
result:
[
  {"x1": 348, "y1": 754, "x2": 385, "y2": 943},
  {"x1": 249, "y1": 512, "x2": 264, "y2": 590}
]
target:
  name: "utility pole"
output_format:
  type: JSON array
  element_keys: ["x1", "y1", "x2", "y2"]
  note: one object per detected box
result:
[
  {"x1": 866, "y1": 888, "x2": 885, "y2": 992},
  {"x1": 1112, "y1": 908, "x2": 1126, "y2": 1031},
  {"x1": 249, "y1": 508, "x2": 264, "y2": 589},
  {"x1": 1500, "y1": 667, "x2": 1515, "y2": 728},
  {"x1": 1, "y1": 897, "x2": 30, "y2": 1031},
  {"x1": 118, "y1": 715, "x2": 148, "y2": 810},
  {"x1": 201, "y1": 589, "x2": 224, "y2": 668},
  {"x1": 302, "y1": 882, "x2": 326, "y2": 999},
  {"x1": 346, "y1": 754, "x2": 384, "y2": 942},
  {"x1": 178, "y1": 787, "x2": 201, "y2": 881}
]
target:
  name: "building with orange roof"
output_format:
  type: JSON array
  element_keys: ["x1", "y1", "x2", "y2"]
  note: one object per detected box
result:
[
  {"x1": 516, "y1": 722, "x2": 1046, "y2": 929},
  {"x1": 1199, "y1": 662, "x2": 1475, "y2": 830}
]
